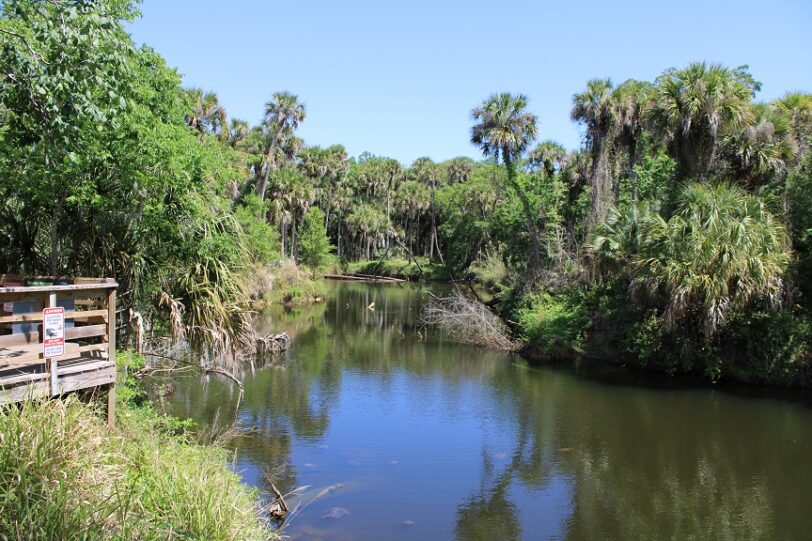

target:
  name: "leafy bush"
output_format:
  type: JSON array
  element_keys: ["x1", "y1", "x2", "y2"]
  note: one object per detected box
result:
[
  {"x1": 297, "y1": 207, "x2": 333, "y2": 271},
  {"x1": 516, "y1": 290, "x2": 589, "y2": 357},
  {"x1": 236, "y1": 195, "x2": 281, "y2": 265}
]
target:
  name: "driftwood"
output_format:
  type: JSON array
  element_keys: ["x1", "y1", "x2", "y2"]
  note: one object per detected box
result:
[
  {"x1": 256, "y1": 332, "x2": 290, "y2": 355},
  {"x1": 421, "y1": 291, "x2": 519, "y2": 351},
  {"x1": 268, "y1": 481, "x2": 289, "y2": 521}
]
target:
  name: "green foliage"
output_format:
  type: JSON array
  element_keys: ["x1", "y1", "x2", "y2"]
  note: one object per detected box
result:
[
  {"x1": 0, "y1": 369, "x2": 272, "y2": 540},
  {"x1": 297, "y1": 207, "x2": 333, "y2": 270},
  {"x1": 235, "y1": 195, "x2": 280, "y2": 265},
  {"x1": 517, "y1": 291, "x2": 589, "y2": 357},
  {"x1": 592, "y1": 183, "x2": 790, "y2": 337},
  {"x1": 348, "y1": 257, "x2": 449, "y2": 281}
]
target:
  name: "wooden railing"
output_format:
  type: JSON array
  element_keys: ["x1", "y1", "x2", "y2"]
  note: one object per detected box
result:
[{"x1": 0, "y1": 276, "x2": 118, "y2": 426}]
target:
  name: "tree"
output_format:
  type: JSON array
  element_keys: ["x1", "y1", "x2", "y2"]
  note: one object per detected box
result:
[
  {"x1": 471, "y1": 92, "x2": 541, "y2": 284},
  {"x1": 611, "y1": 80, "x2": 653, "y2": 201},
  {"x1": 590, "y1": 183, "x2": 790, "y2": 337},
  {"x1": 297, "y1": 207, "x2": 333, "y2": 270},
  {"x1": 184, "y1": 88, "x2": 227, "y2": 141},
  {"x1": 649, "y1": 63, "x2": 755, "y2": 181},
  {"x1": 256, "y1": 92, "x2": 305, "y2": 201},
  {"x1": 572, "y1": 78, "x2": 616, "y2": 227}
]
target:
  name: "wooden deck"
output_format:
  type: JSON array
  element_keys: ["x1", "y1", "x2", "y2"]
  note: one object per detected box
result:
[{"x1": 0, "y1": 275, "x2": 117, "y2": 426}]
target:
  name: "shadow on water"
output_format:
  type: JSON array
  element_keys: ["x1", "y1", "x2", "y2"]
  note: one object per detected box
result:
[{"x1": 161, "y1": 281, "x2": 812, "y2": 541}]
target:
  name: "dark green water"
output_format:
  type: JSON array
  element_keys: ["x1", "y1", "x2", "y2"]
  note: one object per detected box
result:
[{"x1": 164, "y1": 283, "x2": 812, "y2": 541}]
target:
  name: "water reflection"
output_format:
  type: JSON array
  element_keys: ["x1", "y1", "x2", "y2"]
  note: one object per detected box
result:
[{"x1": 163, "y1": 283, "x2": 812, "y2": 541}]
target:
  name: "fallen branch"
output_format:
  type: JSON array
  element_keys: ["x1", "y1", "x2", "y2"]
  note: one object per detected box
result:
[
  {"x1": 421, "y1": 290, "x2": 519, "y2": 351},
  {"x1": 205, "y1": 367, "x2": 244, "y2": 391}
]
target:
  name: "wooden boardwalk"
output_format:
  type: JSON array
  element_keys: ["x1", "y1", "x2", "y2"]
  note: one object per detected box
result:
[{"x1": 0, "y1": 275, "x2": 117, "y2": 426}]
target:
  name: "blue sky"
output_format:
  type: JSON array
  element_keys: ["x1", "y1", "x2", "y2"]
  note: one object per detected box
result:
[{"x1": 127, "y1": 0, "x2": 812, "y2": 165}]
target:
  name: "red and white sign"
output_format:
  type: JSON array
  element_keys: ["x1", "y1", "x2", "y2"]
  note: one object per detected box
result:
[{"x1": 43, "y1": 307, "x2": 65, "y2": 358}]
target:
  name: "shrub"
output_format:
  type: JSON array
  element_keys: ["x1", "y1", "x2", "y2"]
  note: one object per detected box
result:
[
  {"x1": 297, "y1": 207, "x2": 333, "y2": 271},
  {"x1": 516, "y1": 291, "x2": 589, "y2": 357}
]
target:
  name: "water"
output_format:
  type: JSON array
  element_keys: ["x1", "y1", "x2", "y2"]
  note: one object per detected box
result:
[{"x1": 163, "y1": 282, "x2": 812, "y2": 540}]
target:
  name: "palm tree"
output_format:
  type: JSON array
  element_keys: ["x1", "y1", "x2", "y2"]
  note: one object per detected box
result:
[
  {"x1": 726, "y1": 103, "x2": 796, "y2": 187},
  {"x1": 572, "y1": 78, "x2": 616, "y2": 227},
  {"x1": 256, "y1": 92, "x2": 306, "y2": 201},
  {"x1": 446, "y1": 157, "x2": 475, "y2": 183},
  {"x1": 611, "y1": 80, "x2": 653, "y2": 201},
  {"x1": 773, "y1": 92, "x2": 812, "y2": 160},
  {"x1": 227, "y1": 118, "x2": 250, "y2": 148},
  {"x1": 471, "y1": 92, "x2": 541, "y2": 283},
  {"x1": 528, "y1": 140, "x2": 568, "y2": 178},
  {"x1": 648, "y1": 63, "x2": 754, "y2": 181},
  {"x1": 411, "y1": 157, "x2": 443, "y2": 258},
  {"x1": 184, "y1": 88, "x2": 227, "y2": 141},
  {"x1": 590, "y1": 183, "x2": 790, "y2": 337}
]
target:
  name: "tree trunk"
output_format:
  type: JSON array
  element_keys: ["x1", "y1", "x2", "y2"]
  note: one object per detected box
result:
[
  {"x1": 589, "y1": 138, "x2": 612, "y2": 229},
  {"x1": 291, "y1": 211, "x2": 298, "y2": 259},
  {"x1": 504, "y1": 151, "x2": 541, "y2": 286},
  {"x1": 281, "y1": 219, "x2": 287, "y2": 257}
]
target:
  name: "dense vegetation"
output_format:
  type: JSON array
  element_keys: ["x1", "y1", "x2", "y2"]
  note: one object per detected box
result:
[
  {"x1": 1, "y1": 0, "x2": 810, "y2": 389},
  {"x1": 0, "y1": 352, "x2": 271, "y2": 540}
]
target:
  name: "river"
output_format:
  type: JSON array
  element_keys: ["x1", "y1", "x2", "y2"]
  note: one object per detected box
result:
[{"x1": 163, "y1": 282, "x2": 812, "y2": 540}]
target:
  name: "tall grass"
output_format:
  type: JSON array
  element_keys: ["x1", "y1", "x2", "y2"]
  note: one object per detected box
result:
[{"x1": 0, "y1": 396, "x2": 272, "y2": 541}]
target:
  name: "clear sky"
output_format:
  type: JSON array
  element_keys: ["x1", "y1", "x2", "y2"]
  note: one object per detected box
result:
[{"x1": 127, "y1": 0, "x2": 812, "y2": 165}]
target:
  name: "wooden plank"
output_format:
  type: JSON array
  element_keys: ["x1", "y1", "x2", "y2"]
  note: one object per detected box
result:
[
  {"x1": 0, "y1": 309, "x2": 108, "y2": 324},
  {"x1": 0, "y1": 290, "x2": 105, "y2": 303},
  {"x1": 58, "y1": 365, "x2": 115, "y2": 394},
  {"x1": 0, "y1": 283, "x2": 116, "y2": 295},
  {"x1": 0, "y1": 381, "x2": 49, "y2": 404},
  {"x1": 0, "y1": 342, "x2": 81, "y2": 365},
  {"x1": 66, "y1": 324, "x2": 106, "y2": 340},
  {"x1": 0, "y1": 274, "x2": 105, "y2": 285},
  {"x1": 0, "y1": 332, "x2": 40, "y2": 348},
  {"x1": 57, "y1": 360, "x2": 114, "y2": 377},
  {"x1": 0, "y1": 371, "x2": 47, "y2": 387}
]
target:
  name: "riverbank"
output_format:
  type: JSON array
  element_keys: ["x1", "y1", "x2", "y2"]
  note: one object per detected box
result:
[
  {"x1": 0, "y1": 352, "x2": 273, "y2": 541},
  {"x1": 509, "y1": 285, "x2": 812, "y2": 388}
]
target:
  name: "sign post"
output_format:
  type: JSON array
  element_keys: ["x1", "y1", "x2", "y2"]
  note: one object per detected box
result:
[
  {"x1": 43, "y1": 306, "x2": 64, "y2": 395},
  {"x1": 43, "y1": 307, "x2": 65, "y2": 358}
]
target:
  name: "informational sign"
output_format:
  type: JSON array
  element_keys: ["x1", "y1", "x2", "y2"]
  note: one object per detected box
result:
[{"x1": 43, "y1": 307, "x2": 65, "y2": 358}]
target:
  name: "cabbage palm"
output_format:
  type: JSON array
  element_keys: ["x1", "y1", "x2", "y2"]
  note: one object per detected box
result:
[
  {"x1": 612, "y1": 80, "x2": 653, "y2": 200},
  {"x1": 184, "y1": 88, "x2": 227, "y2": 141},
  {"x1": 471, "y1": 92, "x2": 541, "y2": 282},
  {"x1": 592, "y1": 183, "x2": 790, "y2": 336},
  {"x1": 528, "y1": 140, "x2": 568, "y2": 178},
  {"x1": 572, "y1": 79, "x2": 616, "y2": 226},
  {"x1": 649, "y1": 63, "x2": 754, "y2": 180},
  {"x1": 227, "y1": 118, "x2": 250, "y2": 148},
  {"x1": 256, "y1": 92, "x2": 306, "y2": 201},
  {"x1": 726, "y1": 103, "x2": 796, "y2": 187},
  {"x1": 773, "y1": 92, "x2": 812, "y2": 159},
  {"x1": 446, "y1": 157, "x2": 474, "y2": 183}
]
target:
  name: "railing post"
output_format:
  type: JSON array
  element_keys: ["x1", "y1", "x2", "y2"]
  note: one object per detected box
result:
[{"x1": 106, "y1": 286, "x2": 116, "y2": 428}]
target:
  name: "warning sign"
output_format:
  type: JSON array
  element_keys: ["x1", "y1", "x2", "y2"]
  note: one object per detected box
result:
[{"x1": 43, "y1": 307, "x2": 65, "y2": 358}]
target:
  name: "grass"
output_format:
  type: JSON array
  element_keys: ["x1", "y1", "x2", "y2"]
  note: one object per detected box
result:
[{"x1": 0, "y1": 353, "x2": 273, "y2": 541}]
